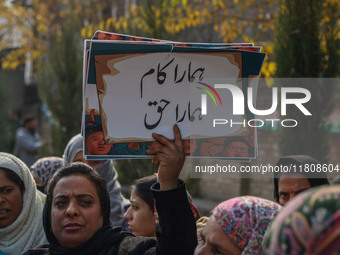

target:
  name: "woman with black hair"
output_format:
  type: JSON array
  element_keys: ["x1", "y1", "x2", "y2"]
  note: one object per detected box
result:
[
  {"x1": 274, "y1": 155, "x2": 329, "y2": 206},
  {"x1": 124, "y1": 174, "x2": 200, "y2": 237},
  {"x1": 124, "y1": 175, "x2": 158, "y2": 237},
  {"x1": 23, "y1": 125, "x2": 197, "y2": 255}
]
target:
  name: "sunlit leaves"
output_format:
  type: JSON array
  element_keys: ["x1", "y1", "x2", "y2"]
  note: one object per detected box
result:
[
  {"x1": 1, "y1": 0, "x2": 115, "y2": 70},
  {"x1": 2, "y1": 0, "x2": 338, "y2": 79}
]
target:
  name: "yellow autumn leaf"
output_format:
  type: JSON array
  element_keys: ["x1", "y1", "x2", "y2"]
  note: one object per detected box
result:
[
  {"x1": 31, "y1": 50, "x2": 41, "y2": 60},
  {"x1": 175, "y1": 24, "x2": 180, "y2": 32},
  {"x1": 99, "y1": 21, "x2": 104, "y2": 31},
  {"x1": 265, "y1": 77, "x2": 274, "y2": 87},
  {"x1": 87, "y1": 28, "x2": 93, "y2": 39},
  {"x1": 242, "y1": 35, "x2": 249, "y2": 42},
  {"x1": 268, "y1": 62, "x2": 277, "y2": 75},
  {"x1": 106, "y1": 18, "x2": 112, "y2": 27},
  {"x1": 122, "y1": 20, "x2": 127, "y2": 30}
]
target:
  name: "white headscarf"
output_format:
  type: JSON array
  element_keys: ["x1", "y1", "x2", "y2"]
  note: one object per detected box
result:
[
  {"x1": 0, "y1": 152, "x2": 46, "y2": 255},
  {"x1": 63, "y1": 133, "x2": 83, "y2": 166}
]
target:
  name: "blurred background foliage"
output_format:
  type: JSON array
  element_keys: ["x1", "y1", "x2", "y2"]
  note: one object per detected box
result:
[{"x1": 275, "y1": 0, "x2": 339, "y2": 163}]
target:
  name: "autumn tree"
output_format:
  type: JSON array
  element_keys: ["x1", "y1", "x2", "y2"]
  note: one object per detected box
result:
[
  {"x1": 2, "y1": 0, "x2": 338, "y2": 147},
  {"x1": 0, "y1": 77, "x2": 19, "y2": 152},
  {"x1": 0, "y1": 0, "x2": 125, "y2": 154},
  {"x1": 276, "y1": 0, "x2": 339, "y2": 163},
  {"x1": 36, "y1": 14, "x2": 83, "y2": 155}
]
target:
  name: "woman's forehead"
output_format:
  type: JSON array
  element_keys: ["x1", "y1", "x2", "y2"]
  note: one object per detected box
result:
[{"x1": 53, "y1": 175, "x2": 97, "y2": 195}]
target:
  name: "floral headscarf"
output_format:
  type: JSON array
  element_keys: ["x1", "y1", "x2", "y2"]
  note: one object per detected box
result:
[
  {"x1": 213, "y1": 196, "x2": 281, "y2": 255},
  {"x1": 262, "y1": 185, "x2": 340, "y2": 255}
]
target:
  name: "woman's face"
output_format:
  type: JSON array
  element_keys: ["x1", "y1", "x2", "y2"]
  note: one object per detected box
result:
[
  {"x1": 124, "y1": 189, "x2": 156, "y2": 237},
  {"x1": 51, "y1": 175, "x2": 103, "y2": 248},
  {"x1": 0, "y1": 170, "x2": 23, "y2": 228},
  {"x1": 278, "y1": 174, "x2": 312, "y2": 206},
  {"x1": 194, "y1": 218, "x2": 241, "y2": 255}
]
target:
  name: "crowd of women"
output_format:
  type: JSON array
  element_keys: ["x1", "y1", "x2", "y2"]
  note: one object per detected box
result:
[{"x1": 0, "y1": 124, "x2": 339, "y2": 255}]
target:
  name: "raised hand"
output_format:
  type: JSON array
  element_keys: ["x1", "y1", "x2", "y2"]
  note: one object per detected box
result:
[{"x1": 146, "y1": 124, "x2": 185, "y2": 190}]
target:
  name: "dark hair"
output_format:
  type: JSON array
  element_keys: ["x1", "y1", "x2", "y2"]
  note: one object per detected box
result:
[
  {"x1": 22, "y1": 114, "x2": 36, "y2": 127},
  {"x1": 133, "y1": 175, "x2": 157, "y2": 212},
  {"x1": 274, "y1": 155, "x2": 329, "y2": 202},
  {"x1": 0, "y1": 168, "x2": 25, "y2": 194},
  {"x1": 46, "y1": 162, "x2": 109, "y2": 220}
]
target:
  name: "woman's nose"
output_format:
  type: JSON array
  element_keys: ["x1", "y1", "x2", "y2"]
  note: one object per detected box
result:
[
  {"x1": 124, "y1": 206, "x2": 132, "y2": 220},
  {"x1": 65, "y1": 201, "x2": 79, "y2": 217}
]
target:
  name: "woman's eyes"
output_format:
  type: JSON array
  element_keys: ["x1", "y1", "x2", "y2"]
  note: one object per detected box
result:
[
  {"x1": 4, "y1": 189, "x2": 13, "y2": 194},
  {"x1": 55, "y1": 200, "x2": 67, "y2": 208},
  {"x1": 54, "y1": 199, "x2": 93, "y2": 208},
  {"x1": 79, "y1": 199, "x2": 93, "y2": 207},
  {"x1": 3, "y1": 188, "x2": 13, "y2": 194},
  {"x1": 132, "y1": 205, "x2": 138, "y2": 211},
  {"x1": 279, "y1": 192, "x2": 288, "y2": 199}
]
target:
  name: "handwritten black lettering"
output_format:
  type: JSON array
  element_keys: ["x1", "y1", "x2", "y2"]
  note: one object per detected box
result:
[
  {"x1": 188, "y1": 102, "x2": 202, "y2": 121},
  {"x1": 176, "y1": 104, "x2": 186, "y2": 123},
  {"x1": 188, "y1": 62, "x2": 205, "y2": 82},
  {"x1": 144, "y1": 99, "x2": 170, "y2": 130},
  {"x1": 140, "y1": 68, "x2": 155, "y2": 98},
  {"x1": 174, "y1": 64, "x2": 186, "y2": 83},
  {"x1": 157, "y1": 58, "x2": 175, "y2": 85}
]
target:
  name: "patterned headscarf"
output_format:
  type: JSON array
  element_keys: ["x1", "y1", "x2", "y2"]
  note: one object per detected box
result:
[
  {"x1": 213, "y1": 196, "x2": 281, "y2": 255},
  {"x1": 262, "y1": 185, "x2": 340, "y2": 255},
  {"x1": 30, "y1": 157, "x2": 63, "y2": 193}
]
